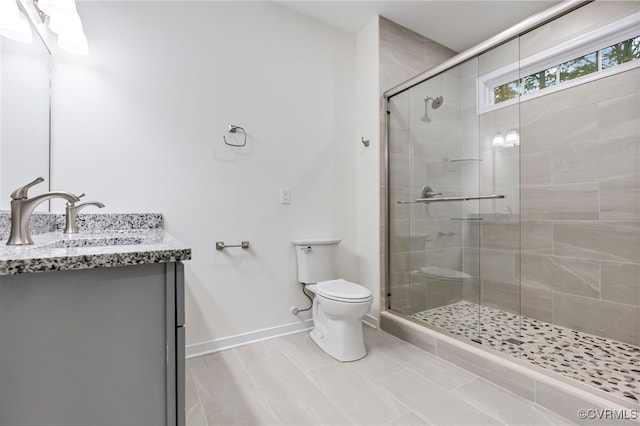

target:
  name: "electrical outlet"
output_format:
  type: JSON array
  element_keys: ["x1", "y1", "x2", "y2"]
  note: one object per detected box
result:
[{"x1": 280, "y1": 187, "x2": 291, "y2": 204}]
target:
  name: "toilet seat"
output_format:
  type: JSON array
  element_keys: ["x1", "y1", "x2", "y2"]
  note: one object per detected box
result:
[{"x1": 316, "y1": 279, "x2": 372, "y2": 303}]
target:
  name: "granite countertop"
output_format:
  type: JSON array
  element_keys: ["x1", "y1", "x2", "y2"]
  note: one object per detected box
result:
[{"x1": 0, "y1": 213, "x2": 191, "y2": 275}]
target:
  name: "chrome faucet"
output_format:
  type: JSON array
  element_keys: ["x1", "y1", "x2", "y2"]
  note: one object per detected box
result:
[
  {"x1": 64, "y1": 199, "x2": 105, "y2": 234},
  {"x1": 6, "y1": 177, "x2": 81, "y2": 245}
]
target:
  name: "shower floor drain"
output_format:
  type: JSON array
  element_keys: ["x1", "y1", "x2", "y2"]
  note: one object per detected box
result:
[{"x1": 504, "y1": 337, "x2": 524, "y2": 345}]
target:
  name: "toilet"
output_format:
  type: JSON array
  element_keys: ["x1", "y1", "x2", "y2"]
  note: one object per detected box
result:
[{"x1": 292, "y1": 238, "x2": 373, "y2": 361}]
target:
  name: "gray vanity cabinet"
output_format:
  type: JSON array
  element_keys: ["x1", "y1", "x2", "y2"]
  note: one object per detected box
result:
[{"x1": 0, "y1": 262, "x2": 185, "y2": 426}]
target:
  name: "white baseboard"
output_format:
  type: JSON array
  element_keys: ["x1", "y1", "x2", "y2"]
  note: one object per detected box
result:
[
  {"x1": 363, "y1": 313, "x2": 378, "y2": 328},
  {"x1": 186, "y1": 314, "x2": 379, "y2": 359},
  {"x1": 186, "y1": 319, "x2": 314, "y2": 359}
]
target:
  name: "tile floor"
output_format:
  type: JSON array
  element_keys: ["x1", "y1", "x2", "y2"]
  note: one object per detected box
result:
[
  {"x1": 410, "y1": 301, "x2": 640, "y2": 404},
  {"x1": 186, "y1": 326, "x2": 576, "y2": 425}
]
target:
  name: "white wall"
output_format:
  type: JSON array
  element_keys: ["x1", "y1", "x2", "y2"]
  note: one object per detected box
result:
[
  {"x1": 1, "y1": 34, "x2": 50, "y2": 210},
  {"x1": 355, "y1": 17, "x2": 381, "y2": 319},
  {"x1": 50, "y1": 1, "x2": 357, "y2": 350}
]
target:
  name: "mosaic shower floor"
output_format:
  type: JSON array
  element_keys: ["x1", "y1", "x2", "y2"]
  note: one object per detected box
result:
[{"x1": 409, "y1": 301, "x2": 640, "y2": 404}]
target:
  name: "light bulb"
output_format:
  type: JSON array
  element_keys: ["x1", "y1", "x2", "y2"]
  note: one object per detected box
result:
[
  {"x1": 57, "y1": 25, "x2": 88, "y2": 54},
  {"x1": 492, "y1": 132, "x2": 505, "y2": 147},
  {"x1": 0, "y1": 0, "x2": 33, "y2": 43},
  {"x1": 505, "y1": 129, "x2": 519, "y2": 147}
]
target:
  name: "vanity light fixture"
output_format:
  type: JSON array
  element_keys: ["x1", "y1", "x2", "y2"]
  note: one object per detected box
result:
[
  {"x1": 492, "y1": 131, "x2": 505, "y2": 147},
  {"x1": 33, "y1": 0, "x2": 88, "y2": 54},
  {"x1": 493, "y1": 128, "x2": 520, "y2": 148},
  {"x1": 504, "y1": 129, "x2": 520, "y2": 147},
  {"x1": 0, "y1": 0, "x2": 33, "y2": 43}
]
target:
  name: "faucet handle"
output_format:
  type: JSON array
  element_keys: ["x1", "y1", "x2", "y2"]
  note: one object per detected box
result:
[{"x1": 10, "y1": 177, "x2": 45, "y2": 200}]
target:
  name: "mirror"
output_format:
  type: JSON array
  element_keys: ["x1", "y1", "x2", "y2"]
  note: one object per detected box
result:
[{"x1": 0, "y1": 11, "x2": 51, "y2": 211}]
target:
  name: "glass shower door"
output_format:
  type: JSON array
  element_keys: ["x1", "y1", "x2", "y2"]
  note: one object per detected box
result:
[
  {"x1": 388, "y1": 58, "x2": 485, "y2": 344},
  {"x1": 388, "y1": 49, "x2": 522, "y2": 350}
]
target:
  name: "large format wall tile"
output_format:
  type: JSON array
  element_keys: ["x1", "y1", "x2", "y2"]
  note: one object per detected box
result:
[
  {"x1": 389, "y1": 220, "x2": 410, "y2": 254},
  {"x1": 389, "y1": 125, "x2": 410, "y2": 156},
  {"x1": 601, "y1": 262, "x2": 640, "y2": 307},
  {"x1": 389, "y1": 187, "x2": 409, "y2": 221},
  {"x1": 521, "y1": 104, "x2": 598, "y2": 155},
  {"x1": 521, "y1": 151, "x2": 552, "y2": 186},
  {"x1": 553, "y1": 293, "x2": 640, "y2": 346},
  {"x1": 521, "y1": 183, "x2": 599, "y2": 220},
  {"x1": 543, "y1": 68, "x2": 640, "y2": 115},
  {"x1": 424, "y1": 279, "x2": 463, "y2": 310},
  {"x1": 380, "y1": 17, "x2": 427, "y2": 58},
  {"x1": 596, "y1": 138, "x2": 639, "y2": 183},
  {"x1": 389, "y1": 153, "x2": 410, "y2": 187},
  {"x1": 521, "y1": 220, "x2": 553, "y2": 254},
  {"x1": 598, "y1": 93, "x2": 640, "y2": 144},
  {"x1": 552, "y1": 141, "x2": 605, "y2": 185},
  {"x1": 481, "y1": 279, "x2": 519, "y2": 314},
  {"x1": 521, "y1": 286, "x2": 553, "y2": 323},
  {"x1": 600, "y1": 176, "x2": 640, "y2": 221},
  {"x1": 479, "y1": 220, "x2": 519, "y2": 251},
  {"x1": 479, "y1": 249, "x2": 516, "y2": 284},
  {"x1": 553, "y1": 221, "x2": 640, "y2": 263},
  {"x1": 521, "y1": 253, "x2": 600, "y2": 299}
]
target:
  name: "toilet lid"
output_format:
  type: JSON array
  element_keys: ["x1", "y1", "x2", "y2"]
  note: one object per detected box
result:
[{"x1": 316, "y1": 279, "x2": 372, "y2": 302}]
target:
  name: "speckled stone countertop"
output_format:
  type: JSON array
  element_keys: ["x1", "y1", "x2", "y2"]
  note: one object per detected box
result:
[{"x1": 0, "y1": 213, "x2": 191, "y2": 275}]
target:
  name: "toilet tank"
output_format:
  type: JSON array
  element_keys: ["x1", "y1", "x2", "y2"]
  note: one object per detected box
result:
[{"x1": 292, "y1": 238, "x2": 341, "y2": 283}]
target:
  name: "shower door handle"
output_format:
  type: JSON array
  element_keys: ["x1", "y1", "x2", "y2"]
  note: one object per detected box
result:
[
  {"x1": 416, "y1": 194, "x2": 505, "y2": 203},
  {"x1": 397, "y1": 194, "x2": 505, "y2": 204}
]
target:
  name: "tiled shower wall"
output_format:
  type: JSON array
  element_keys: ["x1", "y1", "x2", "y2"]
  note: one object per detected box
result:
[
  {"x1": 518, "y1": 69, "x2": 640, "y2": 346},
  {"x1": 380, "y1": 18, "x2": 457, "y2": 314},
  {"x1": 474, "y1": 1, "x2": 640, "y2": 346}
]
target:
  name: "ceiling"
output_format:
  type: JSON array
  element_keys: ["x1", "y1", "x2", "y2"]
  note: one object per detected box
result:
[{"x1": 277, "y1": 1, "x2": 561, "y2": 53}]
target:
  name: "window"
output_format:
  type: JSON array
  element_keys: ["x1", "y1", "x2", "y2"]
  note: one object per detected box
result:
[
  {"x1": 481, "y1": 12, "x2": 640, "y2": 110},
  {"x1": 559, "y1": 52, "x2": 598, "y2": 82},
  {"x1": 493, "y1": 79, "x2": 520, "y2": 104},
  {"x1": 602, "y1": 35, "x2": 640, "y2": 69},
  {"x1": 523, "y1": 66, "x2": 557, "y2": 94}
]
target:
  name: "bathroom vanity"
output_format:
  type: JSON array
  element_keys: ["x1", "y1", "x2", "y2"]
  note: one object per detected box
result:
[{"x1": 0, "y1": 214, "x2": 191, "y2": 426}]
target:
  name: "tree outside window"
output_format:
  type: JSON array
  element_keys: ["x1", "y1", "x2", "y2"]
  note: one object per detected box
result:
[{"x1": 602, "y1": 36, "x2": 640, "y2": 69}]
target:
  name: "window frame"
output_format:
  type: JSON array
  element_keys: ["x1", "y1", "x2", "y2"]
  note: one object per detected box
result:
[{"x1": 478, "y1": 12, "x2": 640, "y2": 114}]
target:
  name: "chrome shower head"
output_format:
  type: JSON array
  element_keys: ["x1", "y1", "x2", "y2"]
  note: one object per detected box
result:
[
  {"x1": 429, "y1": 95, "x2": 444, "y2": 109},
  {"x1": 421, "y1": 95, "x2": 444, "y2": 122}
]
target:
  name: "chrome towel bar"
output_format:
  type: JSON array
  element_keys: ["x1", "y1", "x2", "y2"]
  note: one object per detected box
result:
[
  {"x1": 216, "y1": 241, "x2": 250, "y2": 250},
  {"x1": 398, "y1": 194, "x2": 505, "y2": 204}
]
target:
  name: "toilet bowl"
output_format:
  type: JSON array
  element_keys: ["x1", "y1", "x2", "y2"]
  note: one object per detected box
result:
[
  {"x1": 308, "y1": 279, "x2": 373, "y2": 361},
  {"x1": 292, "y1": 239, "x2": 373, "y2": 362}
]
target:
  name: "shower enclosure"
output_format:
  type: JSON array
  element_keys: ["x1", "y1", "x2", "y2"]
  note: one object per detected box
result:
[{"x1": 386, "y1": 1, "x2": 639, "y2": 406}]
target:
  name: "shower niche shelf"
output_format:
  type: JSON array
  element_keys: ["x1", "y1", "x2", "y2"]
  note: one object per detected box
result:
[{"x1": 447, "y1": 158, "x2": 483, "y2": 163}]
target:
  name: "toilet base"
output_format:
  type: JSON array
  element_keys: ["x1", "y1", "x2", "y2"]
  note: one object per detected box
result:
[{"x1": 309, "y1": 320, "x2": 368, "y2": 362}]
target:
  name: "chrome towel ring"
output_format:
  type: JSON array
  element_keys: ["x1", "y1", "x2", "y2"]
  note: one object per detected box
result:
[{"x1": 223, "y1": 124, "x2": 247, "y2": 147}]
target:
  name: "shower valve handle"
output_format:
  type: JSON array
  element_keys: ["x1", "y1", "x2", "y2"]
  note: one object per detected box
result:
[{"x1": 421, "y1": 186, "x2": 442, "y2": 198}]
